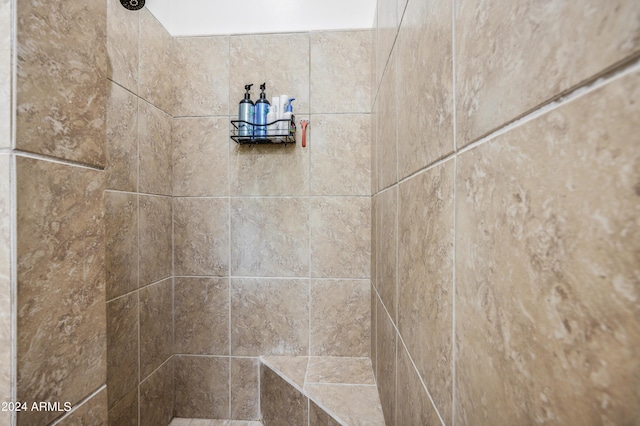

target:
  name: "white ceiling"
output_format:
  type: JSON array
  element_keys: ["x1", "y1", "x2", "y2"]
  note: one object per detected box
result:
[{"x1": 146, "y1": 0, "x2": 377, "y2": 37}]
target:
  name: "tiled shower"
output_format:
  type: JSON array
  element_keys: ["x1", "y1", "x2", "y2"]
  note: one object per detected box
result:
[{"x1": 1, "y1": 0, "x2": 639, "y2": 425}]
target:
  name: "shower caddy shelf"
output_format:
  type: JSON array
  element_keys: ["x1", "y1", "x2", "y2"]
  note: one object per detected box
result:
[{"x1": 230, "y1": 117, "x2": 296, "y2": 145}]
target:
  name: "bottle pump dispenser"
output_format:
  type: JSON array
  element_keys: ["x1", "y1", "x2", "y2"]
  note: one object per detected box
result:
[{"x1": 238, "y1": 84, "x2": 254, "y2": 137}]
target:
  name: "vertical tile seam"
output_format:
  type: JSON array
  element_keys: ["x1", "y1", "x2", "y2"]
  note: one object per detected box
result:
[
  {"x1": 10, "y1": 153, "x2": 16, "y2": 425},
  {"x1": 308, "y1": 31, "x2": 312, "y2": 360},
  {"x1": 227, "y1": 33, "x2": 233, "y2": 420},
  {"x1": 136, "y1": 11, "x2": 141, "y2": 424},
  {"x1": 451, "y1": 0, "x2": 457, "y2": 424}
]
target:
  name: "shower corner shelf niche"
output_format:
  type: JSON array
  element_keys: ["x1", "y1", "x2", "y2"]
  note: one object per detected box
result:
[{"x1": 230, "y1": 118, "x2": 296, "y2": 145}]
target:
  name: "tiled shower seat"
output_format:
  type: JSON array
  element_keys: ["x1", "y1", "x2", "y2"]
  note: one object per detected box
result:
[{"x1": 260, "y1": 356, "x2": 385, "y2": 426}]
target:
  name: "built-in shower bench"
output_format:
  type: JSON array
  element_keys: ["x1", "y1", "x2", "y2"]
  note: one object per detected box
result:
[{"x1": 260, "y1": 356, "x2": 385, "y2": 426}]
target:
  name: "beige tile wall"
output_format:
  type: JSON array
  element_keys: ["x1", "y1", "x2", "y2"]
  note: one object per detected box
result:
[
  {"x1": 106, "y1": 6, "x2": 374, "y2": 422},
  {"x1": 105, "y1": 3, "x2": 175, "y2": 424},
  {"x1": 371, "y1": 0, "x2": 640, "y2": 424}
]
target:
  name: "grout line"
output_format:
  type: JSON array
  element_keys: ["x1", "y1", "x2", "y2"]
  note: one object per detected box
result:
[
  {"x1": 13, "y1": 150, "x2": 104, "y2": 171},
  {"x1": 457, "y1": 54, "x2": 640, "y2": 156},
  {"x1": 451, "y1": 1, "x2": 458, "y2": 424},
  {"x1": 10, "y1": 153, "x2": 16, "y2": 425},
  {"x1": 49, "y1": 385, "x2": 107, "y2": 426},
  {"x1": 139, "y1": 355, "x2": 174, "y2": 385}
]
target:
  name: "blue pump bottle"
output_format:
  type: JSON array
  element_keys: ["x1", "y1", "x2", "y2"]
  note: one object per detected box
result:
[{"x1": 254, "y1": 83, "x2": 270, "y2": 138}]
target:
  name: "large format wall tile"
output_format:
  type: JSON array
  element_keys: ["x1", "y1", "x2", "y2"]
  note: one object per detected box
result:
[
  {"x1": 173, "y1": 117, "x2": 228, "y2": 197},
  {"x1": 0, "y1": 154, "x2": 10, "y2": 426},
  {"x1": 231, "y1": 198, "x2": 309, "y2": 277},
  {"x1": 230, "y1": 33, "x2": 310, "y2": 115},
  {"x1": 106, "y1": 293, "x2": 138, "y2": 409},
  {"x1": 140, "y1": 358, "x2": 173, "y2": 426},
  {"x1": 56, "y1": 388, "x2": 108, "y2": 426},
  {"x1": 174, "y1": 197, "x2": 229, "y2": 276},
  {"x1": 310, "y1": 30, "x2": 372, "y2": 114},
  {"x1": 311, "y1": 196, "x2": 370, "y2": 278},
  {"x1": 105, "y1": 191, "x2": 138, "y2": 300},
  {"x1": 396, "y1": 0, "x2": 453, "y2": 179},
  {"x1": 231, "y1": 357, "x2": 260, "y2": 420},
  {"x1": 173, "y1": 36, "x2": 229, "y2": 117},
  {"x1": 139, "y1": 8, "x2": 174, "y2": 114},
  {"x1": 108, "y1": 387, "x2": 138, "y2": 426},
  {"x1": 377, "y1": 186, "x2": 396, "y2": 321},
  {"x1": 231, "y1": 278, "x2": 309, "y2": 356},
  {"x1": 310, "y1": 279, "x2": 370, "y2": 357},
  {"x1": 456, "y1": 0, "x2": 640, "y2": 146},
  {"x1": 0, "y1": 1, "x2": 10, "y2": 150},
  {"x1": 174, "y1": 355, "x2": 230, "y2": 419},
  {"x1": 397, "y1": 160, "x2": 454, "y2": 424},
  {"x1": 106, "y1": 0, "x2": 138, "y2": 93},
  {"x1": 375, "y1": 0, "x2": 398, "y2": 90},
  {"x1": 230, "y1": 141, "x2": 310, "y2": 197},
  {"x1": 138, "y1": 100, "x2": 172, "y2": 196},
  {"x1": 261, "y1": 365, "x2": 308, "y2": 426},
  {"x1": 138, "y1": 195, "x2": 171, "y2": 286},
  {"x1": 310, "y1": 114, "x2": 371, "y2": 196},
  {"x1": 376, "y1": 47, "x2": 397, "y2": 190},
  {"x1": 139, "y1": 278, "x2": 173, "y2": 380},
  {"x1": 16, "y1": 157, "x2": 105, "y2": 425},
  {"x1": 376, "y1": 299, "x2": 396, "y2": 426},
  {"x1": 396, "y1": 344, "x2": 442, "y2": 426},
  {"x1": 106, "y1": 82, "x2": 138, "y2": 192},
  {"x1": 370, "y1": 100, "x2": 378, "y2": 195},
  {"x1": 456, "y1": 71, "x2": 640, "y2": 425},
  {"x1": 16, "y1": 0, "x2": 107, "y2": 167},
  {"x1": 174, "y1": 277, "x2": 229, "y2": 355}
]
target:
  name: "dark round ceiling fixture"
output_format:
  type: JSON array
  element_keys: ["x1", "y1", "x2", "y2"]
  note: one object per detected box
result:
[{"x1": 120, "y1": 0, "x2": 145, "y2": 11}]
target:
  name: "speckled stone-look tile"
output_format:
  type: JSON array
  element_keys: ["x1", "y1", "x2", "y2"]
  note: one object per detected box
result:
[
  {"x1": 0, "y1": 154, "x2": 10, "y2": 419},
  {"x1": 106, "y1": 0, "x2": 138, "y2": 93},
  {"x1": 396, "y1": 344, "x2": 441, "y2": 426},
  {"x1": 107, "y1": 292, "x2": 138, "y2": 409},
  {"x1": 105, "y1": 191, "x2": 138, "y2": 300},
  {"x1": 310, "y1": 30, "x2": 372, "y2": 114},
  {"x1": 376, "y1": 300, "x2": 396, "y2": 426},
  {"x1": 377, "y1": 186, "x2": 396, "y2": 321},
  {"x1": 16, "y1": 0, "x2": 107, "y2": 167},
  {"x1": 261, "y1": 365, "x2": 308, "y2": 426},
  {"x1": 140, "y1": 358, "x2": 174, "y2": 426},
  {"x1": 0, "y1": 2, "x2": 11, "y2": 150},
  {"x1": 455, "y1": 71, "x2": 640, "y2": 426},
  {"x1": 370, "y1": 285, "x2": 377, "y2": 376},
  {"x1": 174, "y1": 277, "x2": 229, "y2": 355},
  {"x1": 376, "y1": 47, "x2": 397, "y2": 191},
  {"x1": 230, "y1": 120, "x2": 310, "y2": 197},
  {"x1": 139, "y1": 278, "x2": 173, "y2": 380},
  {"x1": 375, "y1": 0, "x2": 398, "y2": 90},
  {"x1": 310, "y1": 114, "x2": 371, "y2": 196},
  {"x1": 231, "y1": 278, "x2": 309, "y2": 356},
  {"x1": 138, "y1": 100, "x2": 172, "y2": 196},
  {"x1": 311, "y1": 197, "x2": 370, "y2": 279},
  {"x1": 310, "y1": 280, "x2": 371, "y2": 357},
  {"x1": 396, "y1": 0, "x2": 453, "y2": 179},
  {"x1": 397, "y1": 160, "x2": 454, "y2": 424},
  {"x1": 370, "y1": 101, "x2": 378, "y2": 195},
  {"x1": 108, "y1": 387, "x2": 138, "y2": 426},
  {"x1": 139, "y1": 8, "x2": 174, "y2": 114},
  {"x1": 231, "y1": 357, "x2": 260, "y2": 420},
  {"x1": 106, "y1": 82, "x2": 138, "y2": 192},
  {"x1": 456, "y1": 0, "x2": 640, "y2": 146},
  {"x1": 16, "y1": 156, "x2": 105, "y2": 426},
  {"x1": 173, "y1": 36, "x2": 229, "y2": 117},
  {"x1": 174, "y1": 197, "x2": 229, "y2": 276},
  {"x1": 231, "y1": 198, "x2": 309, "y2": 277},
  {"x1": 55, "y1": 388, "x2": 108, "y2": 426},
  {"x1": 304, "y1": 384, "x2": 385, "y2": 426},
  {"x1": 307, "y1": 357, "x2": 375, "y2": 385},
  {"x1": 138, "y1": 194, "x2": 172, "y2": 286},
  {"x1": 260, "y1": 356, "x2": 309, "y2": 389},
  {"x1": 230, "y1": 33, "x2": 310, "y2": 115},
  {"x1": 309, "y1": 400, "x2": 341, "y2": 426},
  {"x1": 175, "y1": 355, "x2": 230, "y2": 419},
  {"x1": 370, "y1": 194, "x2": 378, "y2": 289},
  {"x1": 173, "y1": 117, "x2": 229, "y2": 197}
]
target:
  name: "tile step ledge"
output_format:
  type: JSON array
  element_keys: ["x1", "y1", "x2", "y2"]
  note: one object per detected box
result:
[{"x1": 260, "y1": 356, "x2": 385, "y2": 426}]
